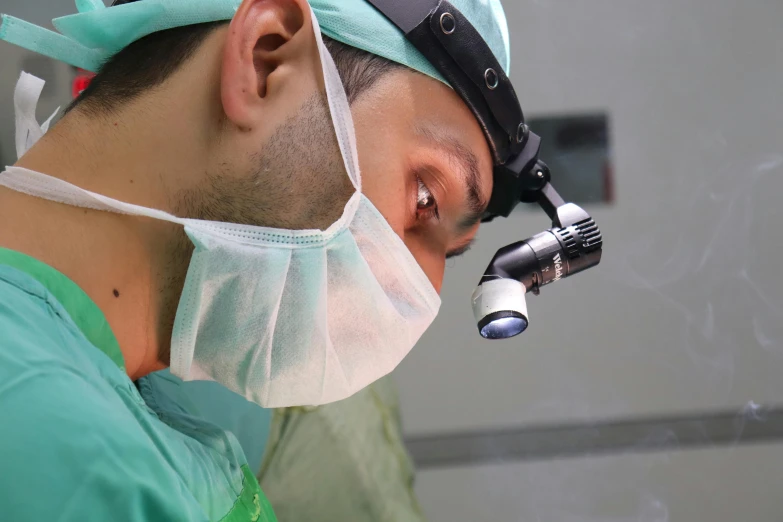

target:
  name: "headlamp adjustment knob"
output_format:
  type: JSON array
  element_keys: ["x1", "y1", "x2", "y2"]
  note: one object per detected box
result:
[
  {"x1": 440, "y1": 12, "x2": 456, "y2": 34},
  {"x1": 576, "y1": 218, "x2": 603, "y2": 253},
  {"x1": 485, "y1": 68, "x2": 499, "y2": 90},
  {"x1": 556, "y1": 228, "x2": 580, "y2": 259},
  {"x1": 517, "y1": 123, "x2": 529, "y2": 144}
]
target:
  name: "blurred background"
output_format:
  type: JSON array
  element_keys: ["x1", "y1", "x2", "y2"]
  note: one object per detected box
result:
[{"x1": 2, "y1": 0, "x2": 783, "y2": 520}]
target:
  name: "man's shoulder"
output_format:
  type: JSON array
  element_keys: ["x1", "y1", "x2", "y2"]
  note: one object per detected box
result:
[
  {"x1": 0, "y1": 264, "x2": 64, "y2": 342},
  {"x1": 0, "y1": 266, "x2": 159, "y2": 473},
  {"x1": 0, "y1": 266, "x2": 191, "y2": 516},
  {"x1": 0, "y1": 266, "x2": 274, "y2": 522},
  {"x1": 0, "y1": 269, "x2": 209, "y2": 520},
  {"x1": 0, "y1": 263, "x2": 119, "y2": 374}
]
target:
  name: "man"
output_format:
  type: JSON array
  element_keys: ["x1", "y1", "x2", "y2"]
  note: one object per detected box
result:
[{"x1": 0, "y1": 0, "x2": 510, "y2": 520}]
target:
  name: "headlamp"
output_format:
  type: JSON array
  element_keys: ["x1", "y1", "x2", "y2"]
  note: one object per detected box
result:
[
  {"x1": 368, "y1": 0, "x2": 604, "y2": 338},
  {"x1": 472, "y1": 162, "x2": 603, "y2": 339}
]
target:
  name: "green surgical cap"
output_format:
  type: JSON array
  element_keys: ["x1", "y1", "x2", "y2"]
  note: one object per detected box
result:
[
  {"x1": 0, "y1": 0, "x2": 510, "y2": 86},
  {"x1": 310, "y1": 0, "x2": 511, "y2": 85}
]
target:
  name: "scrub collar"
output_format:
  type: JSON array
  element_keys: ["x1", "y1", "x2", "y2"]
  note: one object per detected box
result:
[{"x1": 0, "y1": 247, "x2": 125, "y2": 370}]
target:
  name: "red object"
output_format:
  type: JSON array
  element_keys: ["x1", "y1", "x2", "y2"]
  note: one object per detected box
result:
[{"x1": 72, "y1": 70, "x2": 96, "y2": 99}]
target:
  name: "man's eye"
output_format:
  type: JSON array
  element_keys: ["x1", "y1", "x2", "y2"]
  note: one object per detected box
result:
[{"x1": 416, "y1": 178, "x2": 440, "y2": 221}]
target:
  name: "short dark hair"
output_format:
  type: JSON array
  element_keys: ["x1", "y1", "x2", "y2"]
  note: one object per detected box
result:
[{"x1": 70, "y1": 21, "x2": 404, "y2": 115}]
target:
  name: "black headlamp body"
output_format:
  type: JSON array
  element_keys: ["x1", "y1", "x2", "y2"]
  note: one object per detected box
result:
[{"x1": 367, "y1": 0, "x2": 604, "y2": 338}]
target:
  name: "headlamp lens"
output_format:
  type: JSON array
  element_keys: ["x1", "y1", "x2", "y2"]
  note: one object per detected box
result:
[{"x1": 478, "y1": 312, "x2": 528, "y2": 339}]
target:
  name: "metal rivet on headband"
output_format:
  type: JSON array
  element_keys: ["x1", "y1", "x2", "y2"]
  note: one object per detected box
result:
[
  {"x1": 485, "y1": 68, "x2": 499, "y2": 90},
  {"x1": 440, "y1": 13, "x2": 456, "y2": 34},
  {"x1": 517, "y1": 123, "x2": 529, "y2": 143}
]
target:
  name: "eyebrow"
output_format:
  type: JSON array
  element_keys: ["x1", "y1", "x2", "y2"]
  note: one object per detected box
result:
[{"x1": 415, "y1": 126, "x2": 489, "y2": 258}]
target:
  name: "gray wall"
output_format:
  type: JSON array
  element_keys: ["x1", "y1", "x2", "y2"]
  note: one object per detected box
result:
[
  {"x1": 394, "y1": 0, "x2": 783, "y2": 520},
  {"x1": 1, "y1": 0, "x2": 782, "y2": 520}
]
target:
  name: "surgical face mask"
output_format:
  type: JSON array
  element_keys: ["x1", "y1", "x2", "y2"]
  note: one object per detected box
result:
[{"x1": 0, "y1": 10, "x2": 441, "y2": 408}]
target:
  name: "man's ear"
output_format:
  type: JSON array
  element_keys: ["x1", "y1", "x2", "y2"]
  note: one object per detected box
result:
[{"x1": 221, "y1": 0, "x2": 318, "y2": 130}]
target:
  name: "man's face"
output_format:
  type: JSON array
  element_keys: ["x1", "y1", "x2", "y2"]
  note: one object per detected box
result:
[
  {"x1": 353, "y1": 69, "x2": 494, "y2": 292},
  {"x1": 205, "y1": 66, "x2": 493, "y2": 294},
  {"x1": 203, "y1": 7, "x2": 494, "y2": 294}
]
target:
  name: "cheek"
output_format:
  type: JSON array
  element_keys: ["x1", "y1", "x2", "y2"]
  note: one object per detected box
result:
[
  {"x1": 350, "y1": 94, "x2": 445, "y2": 293},
  {"x1": 354, "y1": 116, "x2": 409, "y2": 238},
  {"x1": 354, "y1": 131, "x2": 445, "y2": 292}
]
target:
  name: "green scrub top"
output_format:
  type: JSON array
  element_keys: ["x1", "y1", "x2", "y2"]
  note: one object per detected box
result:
[
  {"x1": 148, "y1": 372, "x2": 273, "y2": 475},
  {"x1": 0, "y1": 247, "x2": 277, "y2": 522}
]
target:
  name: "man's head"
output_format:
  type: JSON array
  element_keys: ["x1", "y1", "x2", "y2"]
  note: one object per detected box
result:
[{"x1": 61, "y1": 0, "x2": 498, "y2": 292}]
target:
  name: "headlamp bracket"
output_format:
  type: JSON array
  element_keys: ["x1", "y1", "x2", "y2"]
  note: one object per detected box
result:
[{"x1": 366, "y1": 0, "x2": 538, "y2": 220}]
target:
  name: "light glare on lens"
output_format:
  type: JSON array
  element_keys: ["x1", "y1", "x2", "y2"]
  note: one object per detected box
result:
[{"x1": 480, "y1": 316, "x2": 528, "y2": 339}]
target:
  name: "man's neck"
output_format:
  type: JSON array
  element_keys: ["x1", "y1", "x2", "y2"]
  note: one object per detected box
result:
[{"x1": 0, "y1": 101, "x2": 207, "y2": 380}]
